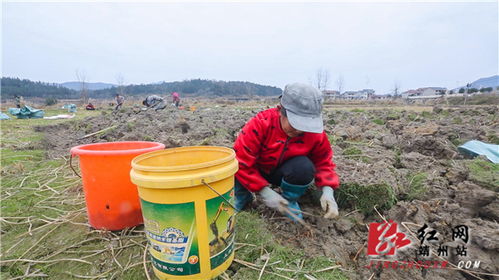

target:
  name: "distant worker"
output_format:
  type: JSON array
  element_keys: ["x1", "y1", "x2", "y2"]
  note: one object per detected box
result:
[
  {"x1": 14, "y1": 95, "x2": 25, "y2": 108},
  {"x1": 142, "y1": 95, "x2": 167, "y2": 111},
  {"x1": 171, "y1": 92, "x2": 180, "y2": 107},
  {"x1": 85, "y1": 103, "x2": 96, "y2": 110},
  {"x1": 233, "y1": 83, "x2": 340, "y2": 221},
  {"x1": 115, "y1": 94, "x2": 125, "y2": 111}
]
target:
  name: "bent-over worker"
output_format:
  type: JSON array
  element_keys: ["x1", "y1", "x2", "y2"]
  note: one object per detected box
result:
[
  {"x1": 233, "y1": 83, "x2": 340, "y2": 220},
  {"x1": 115, "y1": 94, "x2": 125, "y2": 111},
  {"x1": 14, "y1": 95, "x2": 25, "y2": 108},
  {"x1": 85, "y1": 103, "x2": 95, "y2": 110},
  {"x1": 171, "y1": 92, "x2": 180, "y2": 107},
  {"x1": 142, "y1": 95, "x2": 167, "y2": 111}
]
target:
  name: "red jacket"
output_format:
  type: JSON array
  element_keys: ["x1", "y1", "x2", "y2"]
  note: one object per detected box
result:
[
  {"x1": 172, "y1": 92, "x2": 180, "y2": 102},
  {"x1": 233, "y1": 107, "x2": 340, "y2": 192}
]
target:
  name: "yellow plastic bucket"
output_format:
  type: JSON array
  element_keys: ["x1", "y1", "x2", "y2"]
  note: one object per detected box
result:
[{"x1": 130, "y1": 146, "x2": 238, "y2": 280}]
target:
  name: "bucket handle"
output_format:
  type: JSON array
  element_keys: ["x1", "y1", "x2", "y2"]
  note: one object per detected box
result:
[
  {"x1": 201, "y1": 179, "x2": 237, "y2": 211},
  {"x1": 69, "y1": 154, "x2": 82, "y2": 178}
]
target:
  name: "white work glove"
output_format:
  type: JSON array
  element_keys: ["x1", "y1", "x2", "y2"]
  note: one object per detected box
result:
[
  {"x1": 260, "y1": 186, "x2": 288, "y2": 211},
  {"x1": 320, "y1": 186, "x2": 339, "y2": 219}
]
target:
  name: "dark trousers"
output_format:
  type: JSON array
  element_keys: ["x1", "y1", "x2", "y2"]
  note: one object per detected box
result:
[
  {"x1": 262, "y1": 156, "x2": 316, "y2": 186},
  {"x1": 235, "y1": 156, "x2": 315, "y2": 210},
  {"x1": 152, "y1": 100, "x2": 166, "y2": 111}
]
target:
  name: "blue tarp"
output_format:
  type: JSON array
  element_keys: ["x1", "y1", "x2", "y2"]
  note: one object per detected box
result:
[
  {"x1": 8, "y1": 106, "x2": 45, "y2": 119},
  {"x1": 458, "y1": 140, "x2": 499, "y2": 164},
  {"x1": 63, "y1": 104, "x2": 77, "y2": 113},
  {"x1": 0, "y1": 113, "x2": 11, "y2": 120}
]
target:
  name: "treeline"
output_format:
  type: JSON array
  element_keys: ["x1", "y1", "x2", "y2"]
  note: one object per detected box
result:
[
  {"x1": 1, "y1": 77, "x2": 79, "y2": 99},
  {"x1": 92, "y1": 79, "x2": 282, "y2": 98},
  {"x1": 457, "y1": 87, "x2": 495, "y2": 94},
  {"x1": 1, "y1": 77, "x2": 282, "y2": 99}
]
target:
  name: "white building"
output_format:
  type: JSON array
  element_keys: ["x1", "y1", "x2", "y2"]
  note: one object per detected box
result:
[
  {"x1": 342, "y1": 89, "x2": 375, "y2": 100},
  {"x1": 370, "y1": 94, "x2": 391, "y2": 100},
  {"x1": 402, "y1": 87, "x2": 447, "y2": 98},
  {"x1": 322, "y1": 90, "x2": 341, "y2": 99},
  {"x1": 420, "y1": 87, "x2": 446, "y2": 96}
]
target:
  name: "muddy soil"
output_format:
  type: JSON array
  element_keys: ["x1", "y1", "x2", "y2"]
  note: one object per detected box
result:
[
  {"x1": 38, "y1": 104, "x2": 498, "y2": 280},
  {"x1": 38, "y1": 106, "x2": 257, "y2": 157}
]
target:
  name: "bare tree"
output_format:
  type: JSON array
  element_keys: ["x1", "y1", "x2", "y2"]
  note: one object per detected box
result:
[
  {"x1": 315, "y1": 68, "x2": 330, "y2": 91},
  {"x1": 116, "y1": 73, "x2": 125, "y2": 96},
  {"x1": 315, "y1": 69, "x2": 322, "y2": 90},
  {"x1": 336, "y1": 74, "x2": 344, "y2": 94},
  {"x1": 322, "y1": 70, "x2": 329, "y2": 91},
  {"x1": 464, "y1": 83, "x2": 471, "y2": 106},
  {"x1": 75, "y1": 70, "x2": 88, "y2": 105},
  {"x1": 393, "y1": 80, "x2": 401, "y2": 97}
]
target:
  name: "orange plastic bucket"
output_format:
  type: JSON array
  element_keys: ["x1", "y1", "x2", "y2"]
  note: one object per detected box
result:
[{"x1": 70, "y1": 141, "x2": 165, "y2": 230}]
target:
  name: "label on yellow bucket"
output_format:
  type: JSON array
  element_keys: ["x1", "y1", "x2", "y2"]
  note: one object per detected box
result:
[
  {"x1": 206, "y1": 190, "x2": 236, "y2": 270},
  {"x1": 141, "y1": 200, "x2": 200, "y2": 276}
]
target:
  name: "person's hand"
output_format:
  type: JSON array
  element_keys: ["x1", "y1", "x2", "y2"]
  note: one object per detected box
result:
[
  {"x1": 320, "y1": 186, "x2": 339, "y2": 219},
  {"x1": 260, "y1": 186, "x2": 288, "y2": 210}
]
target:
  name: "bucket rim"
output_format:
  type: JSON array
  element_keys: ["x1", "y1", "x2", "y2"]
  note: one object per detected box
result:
[
  {"x1": 70, "y1": 141, "x2": 165, "y2": 156},
  {"x1": 131, "y1": 146, "x2": 235, "y2": 172}
]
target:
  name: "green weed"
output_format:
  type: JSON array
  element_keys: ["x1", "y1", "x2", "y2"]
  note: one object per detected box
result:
[
  {"x1": 421, "y1": 111, "x2": 432, "y2": 119},
  {"x1": 126, "y1": 122, "x2": 135, "y2": 132},
  {"x1": 341, "y1": 147, "x2": 371, "y2": 163},
  {"x1": 336, "y1": 183, "x2": 396, "y2": 215},
  {"x1": 342, "y1": 147, "x2": 362, "y2": 156},
  {"x1": 327, "y1": 118, "x2": 337, "y2": 125},
  {"x1": 451, "y1": 138, "x2": 464, "y2": 147},
  {"x1": 405, "y1": 173, "x2": 428, "y2": 201},
  {"x1": 351, "y1": 108, "x2": 365, "y2": 113},
  {"x1": 408, "y1": 114, "x2": 418, "y2": 121},
  {"x1": 466, "y1": 159, "x2": 499, "y2": 191},
  {"x1": 453, "y1": 117, "x2": 463, "y2": 125},
  {"x1": 328, "y1": 134, "x2": 339, "y2": 146},
  {"x1": 393, "y1": 149, "x2": 402, "y2": 168},
  {"x1": 487, "y1": 133, "x2": 499, "y2": 145},
  {"x1": 387, "y1": 113, "x2": 400, "y2": 120}
]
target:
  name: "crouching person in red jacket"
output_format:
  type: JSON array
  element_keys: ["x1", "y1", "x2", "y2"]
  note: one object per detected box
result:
[{"x1": 233, "y1": 83, "x2": 340, "y2": 220}]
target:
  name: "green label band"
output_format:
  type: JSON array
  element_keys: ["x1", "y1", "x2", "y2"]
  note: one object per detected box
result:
[
  {"x1": 206, "y1": 190, "x2": 236, "y2": 270},
  {"x1": 141, "y1": 199, "x2": 200, "y2": 275},
  {"x1": 211, "y1": 239, "x2": 235, "y2": 269},
  {"x1": 151, "y1": 254, "x2": 201, "y2": 276}
]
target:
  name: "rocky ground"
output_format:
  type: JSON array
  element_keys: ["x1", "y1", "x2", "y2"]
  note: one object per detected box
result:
[{"x1": 38, "y1": 104, "x2": 498, "y2": 280}]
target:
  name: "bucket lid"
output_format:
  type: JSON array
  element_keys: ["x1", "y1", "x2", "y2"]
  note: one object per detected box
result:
[{"x1": 130, "y1": 146, "x2": 238, "y2": 188}]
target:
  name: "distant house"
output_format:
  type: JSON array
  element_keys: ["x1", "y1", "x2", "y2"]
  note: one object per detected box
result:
[
  {"x1": 421, "y1": 87, "x2": 446, "y2": 96},
  {"x1": 401, "y1": 89, "x2": 420, "y2": 98},
  {"x1": 370, "y1": 94, "x2": 390, "y2": 100},
  {"x1": 322, "y1": 90, "x2": 341, "y2": 99},
  {"x1": 402, "y1": 87, "x2": 447, "y2": 98},
  {"x1": 342, "y1": 89, "x2": 375, "y2": 100}
]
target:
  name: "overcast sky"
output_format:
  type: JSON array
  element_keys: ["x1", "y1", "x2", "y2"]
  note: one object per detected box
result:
[{"x1": 2, "y1": 1, "x2": 498, "y2": 94}]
